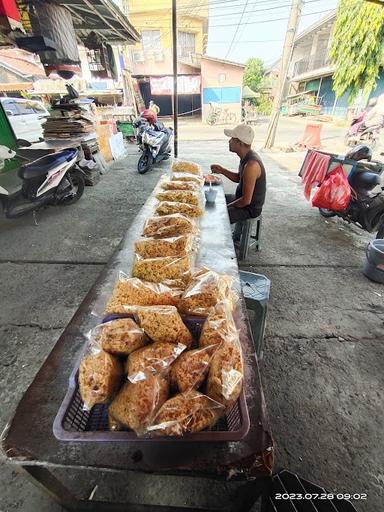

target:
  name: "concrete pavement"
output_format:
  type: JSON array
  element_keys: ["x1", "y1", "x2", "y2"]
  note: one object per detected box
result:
[{"x1": 0, "y1": 138, "x2": 383, "y2": 511}]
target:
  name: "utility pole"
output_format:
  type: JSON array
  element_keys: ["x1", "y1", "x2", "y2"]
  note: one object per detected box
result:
[
  {"x1": 264, "y1": 0, "x2": 303, "y2": 149},
  {"x1": 172, "y1": 0, "x2": 178, "y2": 158}
]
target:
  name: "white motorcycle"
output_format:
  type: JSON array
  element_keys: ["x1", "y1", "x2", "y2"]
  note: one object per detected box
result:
[
  {"x1": 0, "y1": 145, "x2": 85, "y2": 218},
  {"x1": 134, "y1": 117, "x2": 173, "y2": 174}
]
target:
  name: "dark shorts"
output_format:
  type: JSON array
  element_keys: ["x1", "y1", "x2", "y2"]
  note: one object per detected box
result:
[{"x1": 225, "y1": 194, "x2": 262, "y2": 224}]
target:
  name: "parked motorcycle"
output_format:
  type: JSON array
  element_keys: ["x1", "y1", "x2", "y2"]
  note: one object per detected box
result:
[
  {"x1": 133, "y1": 114, "x2": 173, "y2": 174},
  {"x1": 0, "y1": 146, "x2": 85, "y2": 218},
  {"x1": 318, "y1": 145, "x2": 384, "y2": 239},
  {"x1": 345, "y1": 99, "x2": 382, "y2": 148},
  {"x1": 345, "y1": 120, "x2": 383, "y2": 149}
]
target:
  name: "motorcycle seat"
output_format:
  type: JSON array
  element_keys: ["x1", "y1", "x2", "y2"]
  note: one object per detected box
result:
[
  {"x1": 349, "y1": 171, "x2": 381, "y2": 190},
  {"x1": 18, "y1": 148, "x2": 78, "y2": 179}
]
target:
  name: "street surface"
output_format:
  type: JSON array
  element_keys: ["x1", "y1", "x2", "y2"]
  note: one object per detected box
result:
[{"x1": 0, "y1": 122, "x2": 383, "y2": 511}]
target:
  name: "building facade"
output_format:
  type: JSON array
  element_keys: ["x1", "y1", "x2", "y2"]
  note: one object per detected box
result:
[{"x1": 122, "y1": 0, "x2": 208, "y2": 116}]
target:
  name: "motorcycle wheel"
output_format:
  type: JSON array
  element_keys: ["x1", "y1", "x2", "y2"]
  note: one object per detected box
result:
[
  {"x1": 137, "y1": 151, "x2": 153, "y2": 174},
  {"x1": 319, "y1": 208, "x2": 336, "y2": 218},
  {"x1": 58, "y1": 169, "x2": 85, "y2": 205}
]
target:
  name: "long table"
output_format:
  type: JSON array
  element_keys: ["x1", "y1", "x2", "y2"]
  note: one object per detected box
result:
[{"x1": 1, "y1": 185, "x2": 274, "y2": 511}]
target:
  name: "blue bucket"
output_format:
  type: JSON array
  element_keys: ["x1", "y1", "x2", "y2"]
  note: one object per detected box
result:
[{"x1": 363, "y1": 239, "x2": 384, "y2": 284}]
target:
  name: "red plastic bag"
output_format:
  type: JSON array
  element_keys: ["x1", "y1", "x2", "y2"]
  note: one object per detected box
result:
[{"x1": 312, "y1": 166, "x2": 351, "y2": 211}]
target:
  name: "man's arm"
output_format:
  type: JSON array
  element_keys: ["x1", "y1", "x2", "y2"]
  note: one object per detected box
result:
[
  {"x1": 211, "y1": 164, "x2": 240, "y2": 183},
  {"x1": 227, "y1": 161, "x2": 261, "y2": 208}
]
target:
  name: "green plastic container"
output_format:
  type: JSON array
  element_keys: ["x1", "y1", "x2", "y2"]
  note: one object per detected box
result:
[{"x1": 117, "y1": 121, "x2": 135, "y2": 137}]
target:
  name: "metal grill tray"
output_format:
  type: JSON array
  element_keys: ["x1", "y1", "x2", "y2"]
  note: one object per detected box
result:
[{"x1": 53, "y1": 314, "x2": 250, "y2": 442}]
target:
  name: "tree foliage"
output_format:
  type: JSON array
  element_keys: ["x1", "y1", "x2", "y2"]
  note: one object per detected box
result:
[
  {"x1": 243, "y1": 57, "x2": 265, "y2": 92},
  {"x1": 330, "y1": 0, "x2": 384, "y2": 101}
]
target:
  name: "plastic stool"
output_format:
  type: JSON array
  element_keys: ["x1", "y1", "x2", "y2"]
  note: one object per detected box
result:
[
  {"x1": 236, "y1": 215, "x2": 262, "y2": 261},
  {"x1": 239, "y1": 271, "x2": 270, "y2": 359}
]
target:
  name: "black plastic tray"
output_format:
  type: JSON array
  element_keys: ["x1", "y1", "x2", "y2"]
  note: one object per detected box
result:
[{"x1": 53, "y1": 314, "x2": 250, "y2": 442}]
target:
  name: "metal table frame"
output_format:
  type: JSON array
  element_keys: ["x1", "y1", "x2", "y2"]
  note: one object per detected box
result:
[{"x1": 1, "y1": 186, "x2": 274, "y2": 511}]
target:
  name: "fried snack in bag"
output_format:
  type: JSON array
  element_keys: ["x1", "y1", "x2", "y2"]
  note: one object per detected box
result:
[
  {"x1": 156, "y1": 201, "x2": 203, "y2": 218},
  {"x1": 92, "y1": 318, "x2": 145, "y2": 356},
  {"x1": 126, "y1": 341, "x2": 186, "y2": 382},
  {"x1": 108, "y1": 374, "x2": 169, "y2": 434},
  {"x1": 148, "y1": 390, "x2": 224, "y2": 437},
  {"x1": 143, "y1": 214, "x2": 196, "y2": 238},
  {"x1": 156, "y1": 189, "x2": 200, "y2": 206},
  {"x1": 199, "y1": 301, "x2": 237, "y2": 348},
  {"x1": 135, "y1": 235, "x2": 193, "y2": 259},
  {"x1": 171, "y1": 172, "x2": 204, "y2": 186},
  {"x1": 178, "y1": 268, "x2": 234, "y2": 316},
  {"x1": 79, "y1": 349, "x2": 122, "y2": 411},
  {"x1": 169, "y1": 346, "x2": 214, "y2": 393},
  {"x1": 206, "y1": 339, "x2": 243, "y2": 409},
  {"x1": 106, "y1": 275, "x2": 181, "y2": 313},
  {"x1": 161, "y1": 180, "x2": 199, "y2": 192},
  {"x1": 136, "y1": 305, "x2": 193, "y2": 346},
  {"x1": 132, "y1": 254, "x2": 192, "y2": 284},
  {"x1": 172, "y1": 160, "x2": 202, "y2": 175}
]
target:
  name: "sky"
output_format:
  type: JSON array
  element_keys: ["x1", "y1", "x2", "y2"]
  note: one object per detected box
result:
[{"x1": 205, "y1": 0, "x2": 339, "y2": 66}]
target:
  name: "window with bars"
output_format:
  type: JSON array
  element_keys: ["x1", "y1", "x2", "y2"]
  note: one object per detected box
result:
[
  {"x1": 141, "y1": 30, "x2": 161, "y2": 52},
  {"x1": 178, "y1": 31, "x2": 196, "y2": 58}
]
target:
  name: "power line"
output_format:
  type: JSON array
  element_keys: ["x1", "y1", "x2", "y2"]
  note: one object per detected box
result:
[{"x1": 225, "y1": 0, "x2": 250, "y2": 59}]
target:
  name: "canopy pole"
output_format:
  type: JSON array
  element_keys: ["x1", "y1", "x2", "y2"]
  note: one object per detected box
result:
[{"x1": 172, "y1": 0, "x2": 178, "y2": 158}]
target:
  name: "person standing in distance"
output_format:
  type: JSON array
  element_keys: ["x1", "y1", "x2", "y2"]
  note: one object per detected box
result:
[{"x1": 211, "y1": 124, "x2": 266, "y2": 225}]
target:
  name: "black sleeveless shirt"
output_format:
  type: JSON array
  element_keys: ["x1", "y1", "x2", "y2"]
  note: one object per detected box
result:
[{"x1": 235, "y1": 150, "x2": 266, "y2": 216}]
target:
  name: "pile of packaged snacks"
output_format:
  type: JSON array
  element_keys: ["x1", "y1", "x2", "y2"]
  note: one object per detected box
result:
[
  {"x1": 171, "y1": 160, "x2": 202, "y2": 175},
  {"x1": 143, "y1": 214, "x2": 196, "y2": 238},
  {"x1": 106, "y1": 275, "x2": 182, "y2": 313},
  {"x1": 171, "y1": 172, "x2": 204, "y2": 186},
  {"x1": 161, "y1": 180, "x2": 199, "y2": 192},
  {"x1": 156, "y1": 189, "x2": 200, "y2": 206},
  {"x1": 135, "y1": 235, "x2": 193, "y2": 259},
  {"x1": 77, "y1": 160, "x2": 246, "y2": 437},
  {"x1": 178, "y1": 268, "x2": 234, "y2": 316},
  {"x1": 132, "y1": 255, "x2": 192, "y2": 284},
  {"x1": 155, "y1": 201, "x2": 204, "y2": 218}
]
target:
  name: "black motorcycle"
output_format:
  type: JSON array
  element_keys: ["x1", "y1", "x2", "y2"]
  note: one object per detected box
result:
[
  {"x1": 318, "y1": 145, "x2": 384, "y2": 239},
  {"x1": 0, "y1": 147, "x2": 85, "y2": 218},
  {"x1": 133, "y1": 117, "x2": 173, "y2": 174}
]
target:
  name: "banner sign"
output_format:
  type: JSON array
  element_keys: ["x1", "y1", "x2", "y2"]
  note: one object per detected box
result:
[{"x1": 150, "y1": 75, "x2": 201, "y2": 95}]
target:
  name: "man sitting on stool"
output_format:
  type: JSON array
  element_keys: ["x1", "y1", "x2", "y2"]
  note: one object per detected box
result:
[{"x1": 210, "y1": 124, "x2": 266, "y2": 233}]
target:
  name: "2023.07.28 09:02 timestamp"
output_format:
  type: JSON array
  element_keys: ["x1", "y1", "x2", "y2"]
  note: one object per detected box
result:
[{"x1": 275, "y1": 493, "x2": 368, "y2": 501}]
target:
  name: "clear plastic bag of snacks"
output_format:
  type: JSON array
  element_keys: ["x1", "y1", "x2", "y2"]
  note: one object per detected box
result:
[
  {"x1": 142, "y1": 213, "x2": 197, "y2": 238},
  {"x1": 134, "y1": 305, "x2": 193, "y2": 346},
  {"x1": 89, "y1": 318, "x2": 145, "y2": 356},
  {"x1": 171, "y1": 160, "x2": 202, "y2": 175},
  {"x1": 161, "y1": 180, "x2": 200, "y2": 192},
  {"x1": 105, "y1": 273, "x2": 182, "y2": 313},
  {"x1": 135, "y1": 234, "x2": 194, "y2": 259},
  {"x1": 171, "y1": 172, "x2": 204, "y2": 187},
  {"x1": 132, "y1": 254, "x2": 192, "y2": 284},
  {"x1": 147, "y1": 390, "x2": 224, "y2": 437},
  {"x1": 206, "y1": 337, "x2": 243, "y2": 409},
  {"x1": 156, "y1": 189, "x2": 200, "y2": 206},
  {"x1": 155, "y1": 201, "x2": 204, "y2": 218},
  {"x1": 108, "y1": 374, "x2": 169, "y2": 435},
  {"x1": 126, "y1": 341, "x2": 186, "y2": 383},
  {"x1": 178, "y1": 268, "x2": 234, "y2": 316},
  {"x1": 169, "y1": 345, "x2": 216, "y2": 393},
  {"x1": 199, "y1": 301, "x2": 237, "y2": 348},
  {"x1": 78, "y1": 345, "x2": 122, "y2": 411}
]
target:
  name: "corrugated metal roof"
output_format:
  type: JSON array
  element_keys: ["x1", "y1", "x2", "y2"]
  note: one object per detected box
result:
[
  {"x1": 48, "y1": 0, "x2": 140, "y2": 44},
  {"x1": 0, "y1": 48, "x2": 46, "y2": 79}
]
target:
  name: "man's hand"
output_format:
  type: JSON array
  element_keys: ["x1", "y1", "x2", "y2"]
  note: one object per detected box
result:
[{"x1": 210, "y1": 164, "x2": 225, "y2": 174}]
